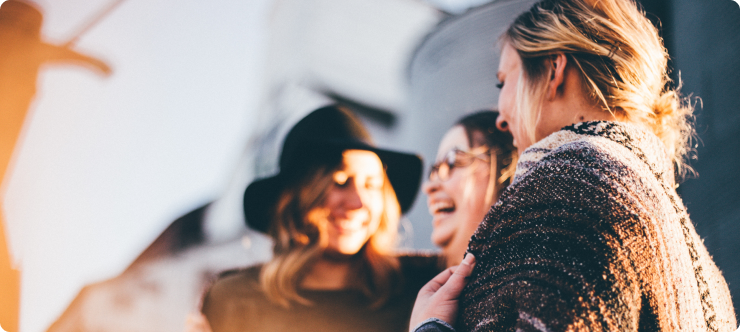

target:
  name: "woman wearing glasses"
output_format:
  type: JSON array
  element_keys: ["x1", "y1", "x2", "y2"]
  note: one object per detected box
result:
[{"x1": 423, "y1": 111, "x2": 516, "y2": 268}]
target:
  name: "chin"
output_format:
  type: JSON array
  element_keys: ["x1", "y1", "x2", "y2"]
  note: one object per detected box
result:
[
  {"x1": 431, "y1": 218, "x2": 458, "y2": 246},
  {"x1": 430, "y1": 232, "x2": 453, "y2": 250},
  {"x1": 328, "y1": 239, "x2": 367, "y2": 256},
  {"x1": 336, "y1": 247, "x2": 363, "y2": 256},
  {"x1": 323, "y1": 247, "x2": 361, "y2": 261}
]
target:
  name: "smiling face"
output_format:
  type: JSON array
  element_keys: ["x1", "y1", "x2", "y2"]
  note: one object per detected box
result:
[
  {"x1": 318, "y1": 149, "x2": 385, "y2": 256},
  {"x1": 496, "y1": 42, "x2": 532, "y2": 152},
  {"x1": 423, "y1": 126, "x2": 493, "y2": 267}
]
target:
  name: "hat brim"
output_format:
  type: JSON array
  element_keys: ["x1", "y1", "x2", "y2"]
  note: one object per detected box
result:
[{"x1": 243, "y1": 142, "x2": 422, "y2": 234}]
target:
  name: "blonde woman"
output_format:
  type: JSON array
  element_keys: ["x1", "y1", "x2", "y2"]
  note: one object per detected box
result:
[
  {"x1": 424, "y1": 111, "x2": 516, "y2": 268},
  {"x1": 410, "y1": 0, "x2": 737, "y2": 331},
  {"x1": 195, "y1": 106, "x2": 441, "y2": 332}
]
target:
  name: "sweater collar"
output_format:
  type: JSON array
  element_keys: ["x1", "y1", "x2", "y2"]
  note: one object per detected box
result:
[{"x1": 513, "y1": 121, "x2": 673, "y2": 186}]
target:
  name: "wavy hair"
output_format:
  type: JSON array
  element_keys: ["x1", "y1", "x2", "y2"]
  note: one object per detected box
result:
[
  {"x1": 502, "y1": 0, "x2": 695, "y2": 178},
  {"x1": 260, "y1": 160, "x2": 401, "y2": 309}
]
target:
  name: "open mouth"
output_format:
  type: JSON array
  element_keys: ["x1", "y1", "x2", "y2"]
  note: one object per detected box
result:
[
  {"x1": 429, "y1": 201, "x2": 456, "y2": 215},
  {"x1": 331, "y1": 217, "x2": 367, "y2": 234}
]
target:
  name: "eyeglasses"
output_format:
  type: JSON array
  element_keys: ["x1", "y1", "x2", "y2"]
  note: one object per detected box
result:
[{"x1": 428, "y1": 146, "x2": 492, "y2": 182}]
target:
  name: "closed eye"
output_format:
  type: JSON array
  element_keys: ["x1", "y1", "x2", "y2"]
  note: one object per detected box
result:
[
  {"x1": 366, "y1": 178, "x2": 383, "y2": 190},
  {"x1": 334, "y1": 172, "x2": 349, "y2": 187}
]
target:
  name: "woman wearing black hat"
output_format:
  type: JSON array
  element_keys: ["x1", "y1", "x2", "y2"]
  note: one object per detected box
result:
[{"x1": 190, "y1": 105, "x2": 442, "y2": 332}]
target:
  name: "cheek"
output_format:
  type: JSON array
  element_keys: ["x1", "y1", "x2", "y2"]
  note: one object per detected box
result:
[
  {"x1": 441, "y1": 178, "x2": 465, "y2": 206},
  {"x1": 464, "y1": 172, "x2": 493, "y2": 215},
  {"x1": 499, "y1": 83, "x2": 511, "y2": 107},
  {"x1": 366, "y1": 193, "x2": 385, "y2": 226},
  {"x1": 323, "y1": 189, "x2": 341, "y2": 212},
  {"x1": 497, "y1": 94, "x2": 508, "y2": 117},
  {"x1": 499, "y1": 77, "x2": 520, "y2": 121},
  {"x1": 369, "y1": 192, "x2": 384, "y2": 213}
]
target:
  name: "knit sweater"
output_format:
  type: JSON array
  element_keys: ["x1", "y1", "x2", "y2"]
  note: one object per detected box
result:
[{"x1": 460, "y1": 122, "x2": 736, "y2": 332}]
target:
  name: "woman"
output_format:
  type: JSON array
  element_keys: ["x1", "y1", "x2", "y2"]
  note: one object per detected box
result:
[
  {"x1": 411, "y1": 0, "x2": 737, "y2": 331},
  {"x1": 194, "y1": 106, "x2": 441, "y2": 332},
  {"x1": 424, "y1": 111, "x2": 516, "y2": 268}
]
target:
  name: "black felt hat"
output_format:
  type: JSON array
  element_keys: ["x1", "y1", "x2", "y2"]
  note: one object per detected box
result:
[{"x1": 243, "y1": 105, "x2": 423, "y2": 233}]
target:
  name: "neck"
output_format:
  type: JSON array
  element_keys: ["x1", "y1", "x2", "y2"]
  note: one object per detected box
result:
[
  {"x1": 300, "y1": 255, "x2": 355, "y2": 290},
  {"x1": 568, "y1": 103, "x2": 621, "y2": 123},
  {"x1": 536, "y1": 67, "x2": 623, "y2": 142}
]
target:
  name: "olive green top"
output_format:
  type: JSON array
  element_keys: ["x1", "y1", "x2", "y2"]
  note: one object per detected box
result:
[{"x1": 202, "y1": 254, "x2": 442, "y2": 332}]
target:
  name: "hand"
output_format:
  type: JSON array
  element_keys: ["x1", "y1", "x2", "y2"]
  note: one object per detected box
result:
[{"x1": 409, "y1": 253, "x2": 476, "y2": 331}]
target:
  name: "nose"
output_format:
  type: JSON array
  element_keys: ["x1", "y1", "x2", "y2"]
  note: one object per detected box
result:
[
  {"x1": 344, "y1": 183, "x2": 365, "y2": 211},
  {"x1": 422, "y1": 178, "x2": 440, "y2": 195},
  {"x1": 496, "y1": 116, "x2": 509, "y2": 132}
]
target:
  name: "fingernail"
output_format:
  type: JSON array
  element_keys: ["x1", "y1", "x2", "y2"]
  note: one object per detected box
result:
[{"x1": 463, "y1": 252, "x2": 475, "y2": 264}]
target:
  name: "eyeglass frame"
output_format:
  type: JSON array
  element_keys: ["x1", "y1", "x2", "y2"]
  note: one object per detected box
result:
[{"x1": 428, "y1": 146, "x2": 496, "y2": 182}]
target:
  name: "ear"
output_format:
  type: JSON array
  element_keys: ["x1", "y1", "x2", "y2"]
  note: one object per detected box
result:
[{"x1": 546, "y1": 53, "x2": 568, "y2": 100}]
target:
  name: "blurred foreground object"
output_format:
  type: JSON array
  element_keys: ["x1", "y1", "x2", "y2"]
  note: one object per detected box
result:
[
  {"x1": 0, "y1": 0, "x2": 111, "y2": 175},
  {"x1": 46, "y1": 204, "x2": 272, "y2": 332},
  {"x1": 0, "y1": 1, "x2": 110, "y2": 331}
]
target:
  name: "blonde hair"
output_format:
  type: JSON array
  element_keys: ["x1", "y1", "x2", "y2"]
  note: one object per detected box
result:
[
  {"x1": 260, "y1": 161, "x2": 401, "y2": 309},
  {"x1": 503, "y1": 0, "x2": 695, "y2": 178},
  {"x1": 491, "y1": 147, "x2": 518, "y2": 203}
]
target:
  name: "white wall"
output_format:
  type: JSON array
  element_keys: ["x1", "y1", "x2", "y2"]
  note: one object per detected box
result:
[{"x1": 2, "y1": 0, "x2": 272, "y2": 330}]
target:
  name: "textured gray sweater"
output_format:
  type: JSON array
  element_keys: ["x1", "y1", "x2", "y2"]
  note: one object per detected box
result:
[{"x1": 461, "y1": 122, "x2": 736, "y2": 331}]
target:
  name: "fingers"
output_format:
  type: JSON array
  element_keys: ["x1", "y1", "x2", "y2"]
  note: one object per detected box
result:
[
  {"x1": 437, "y1": 253, "x2": 475, "y2": 299},
  {"x1": 409, "y1": 254, "x2": 476, "y2": 330},
  {"x1": 454, "y1": 253, "x2": 475, "y2": 277},
  {"x1": 420, "y1": 266, "x2": 456, "y2": 294}
]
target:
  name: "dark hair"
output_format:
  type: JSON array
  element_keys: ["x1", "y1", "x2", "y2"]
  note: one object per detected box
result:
[
  {"x1": 456, "y1": 110, "x2": 518, "y2": 201},
  {"x1": 457, "y1": 111, "x2": 515, "y2": 152}
]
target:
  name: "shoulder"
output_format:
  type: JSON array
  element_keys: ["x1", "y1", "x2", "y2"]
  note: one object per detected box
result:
[
  {"x1": 519, "y1": 133, "x2": 628, "y2": 180},
  {"x1": 514, "y1": 122, "x2": 669, "y2": 189},
  {"x1": 202, "y1": 265, "x2": 264, "y2": 308},
  {"x1": 506, "y1": 129, "x2": 654, "y2": 213},
  {"x1": 471, "y1": 126, "x2": 662, "y2": 256},
  {"x1": 213, "y1": 264, "x2": 261, "y2": 286},
  {"x1": 201, "y1": 265, "x2": 280, "y2": 331}
]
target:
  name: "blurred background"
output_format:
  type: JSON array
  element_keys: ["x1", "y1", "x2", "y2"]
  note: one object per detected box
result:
[{"x1": 0, "y1": 0, "x2": 737, "y2": 331}]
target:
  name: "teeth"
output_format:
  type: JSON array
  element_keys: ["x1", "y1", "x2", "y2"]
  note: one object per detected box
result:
[
  {"x1": 338, "y1": 221, "x2": 361, "y2": 230},
  {"x1": 333, "y1": 218, "x2": 366, "y2": 232},
  {"x1": 429, "y1": 201, "x2": 455, "y2": 214}
]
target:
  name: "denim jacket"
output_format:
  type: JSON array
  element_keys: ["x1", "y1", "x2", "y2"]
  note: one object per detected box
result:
[{"x1": 411, "y1": 318, "x2": 455, "y2": 332}]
